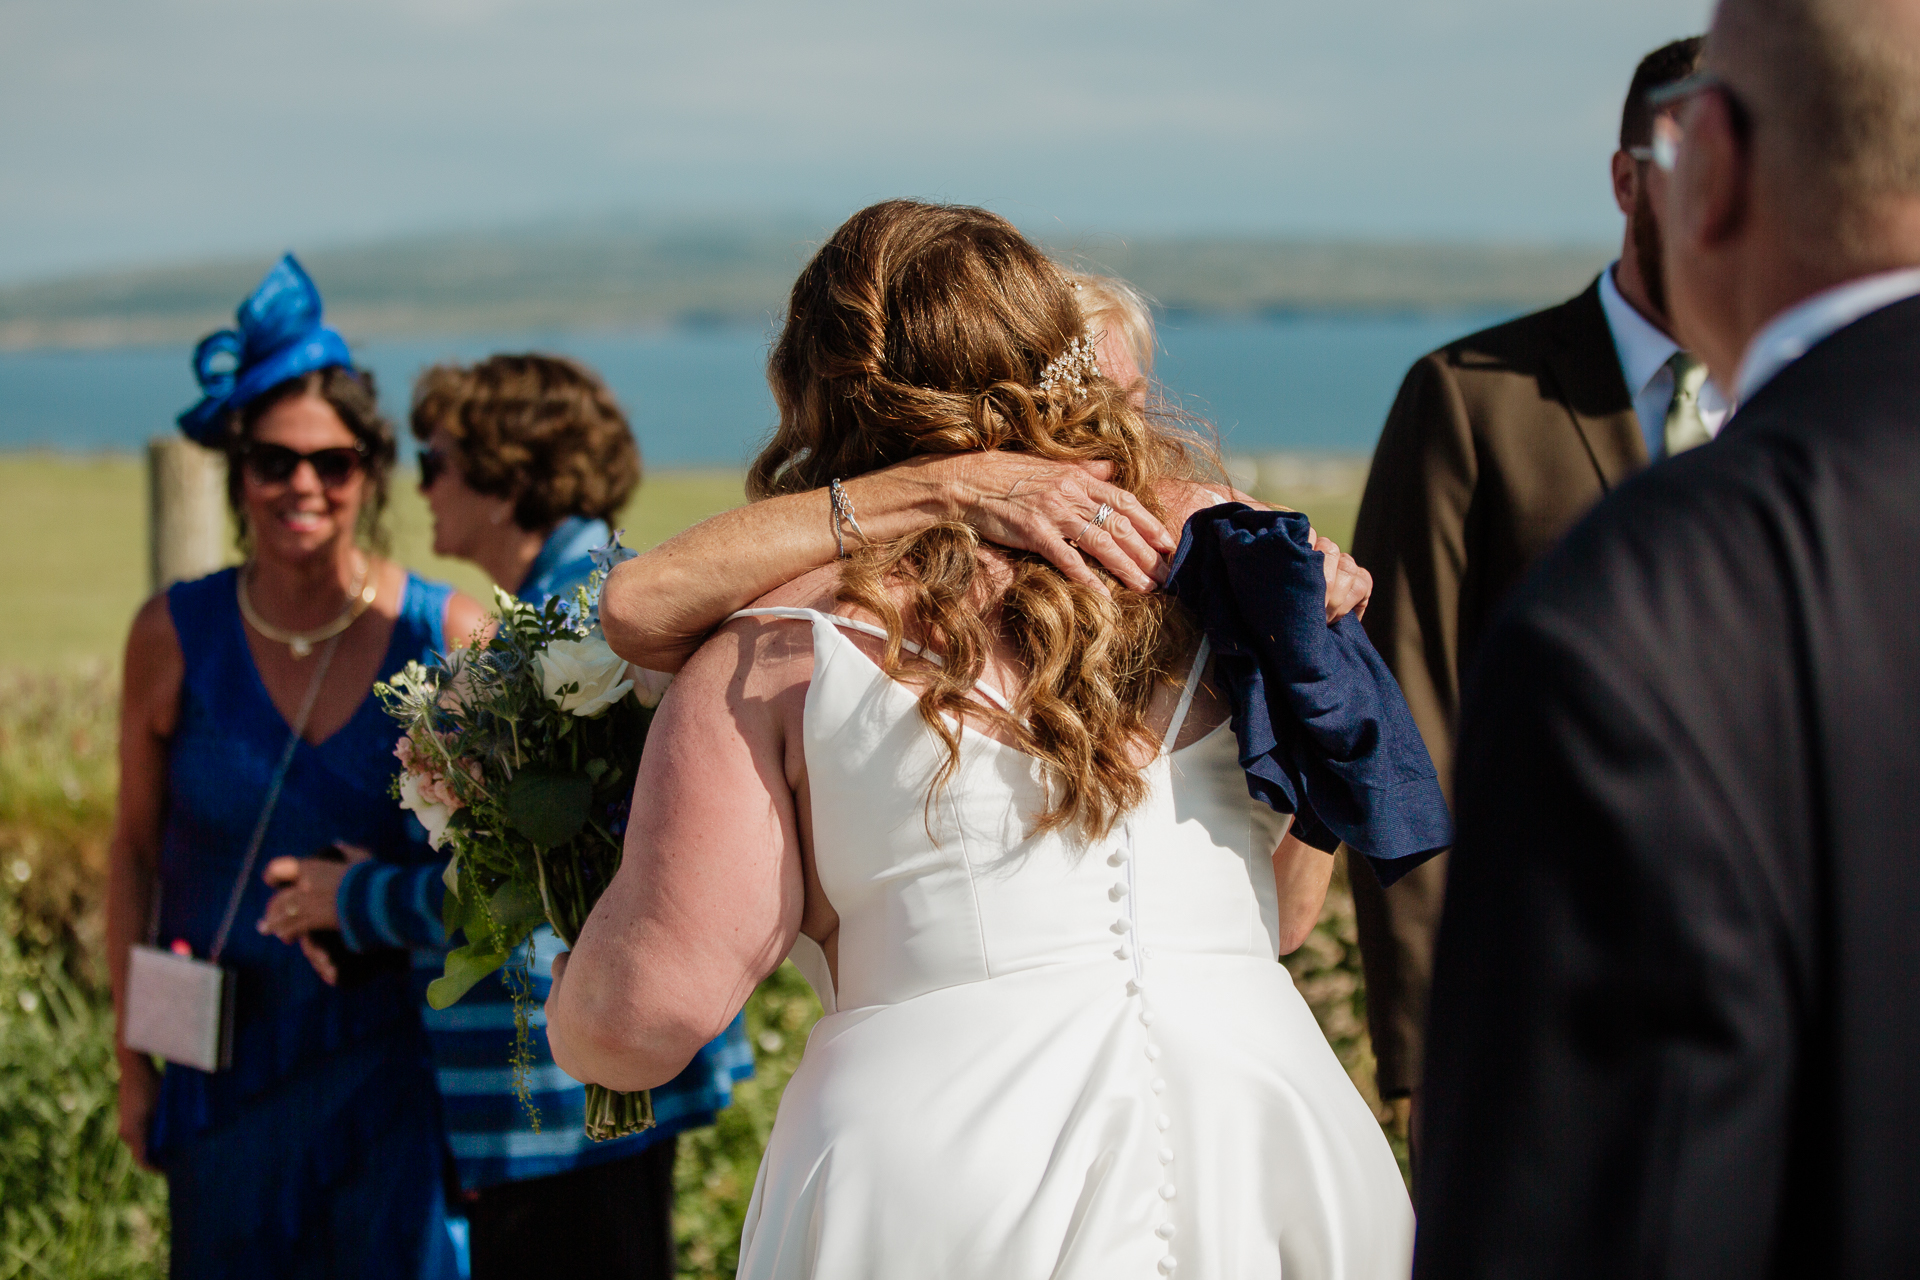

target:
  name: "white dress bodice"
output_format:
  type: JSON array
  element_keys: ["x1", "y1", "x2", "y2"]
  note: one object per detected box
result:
[{"x1": 730, "y1": 607, "x2": 1413, "y2": 1280}]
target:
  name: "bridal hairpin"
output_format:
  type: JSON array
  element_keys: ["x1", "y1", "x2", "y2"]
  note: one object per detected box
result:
[{"x1": 1037, "y1": 336, "x2": 1102, "y2": 397}]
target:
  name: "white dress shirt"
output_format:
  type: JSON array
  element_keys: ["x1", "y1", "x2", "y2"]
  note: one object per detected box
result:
[
  {"x1": 1735, "y1": 266, "x2": 1920, "y2": 402},
  {"x1": 1597, "y1": 264, "x2": 1732, "y2": 460}
]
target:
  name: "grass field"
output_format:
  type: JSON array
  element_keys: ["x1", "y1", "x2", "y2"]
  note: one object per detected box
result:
[
  {"x1": 0, "y1": 456, "x2": 750, "y2": 670},
  {"x1": 0, "y1": 452, "x2": 1364, "y2": 670}
]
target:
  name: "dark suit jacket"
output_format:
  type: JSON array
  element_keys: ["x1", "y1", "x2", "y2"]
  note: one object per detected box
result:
[
  {"x1": 1416, "y1": 294, "x2": 1920, "y2": 1276},
  {"x1": 1348, "y1": 277, "x2": 1646, "y2": 1096}
]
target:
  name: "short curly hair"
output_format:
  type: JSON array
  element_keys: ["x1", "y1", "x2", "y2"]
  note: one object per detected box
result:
[{"x1": 410, "y1": 354, "x2": 641, "y2": 531}]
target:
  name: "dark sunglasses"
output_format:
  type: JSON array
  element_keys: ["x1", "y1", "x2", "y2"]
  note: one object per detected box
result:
[
  {"x1": 243, "y1": 441, "x2": 367, "y2": 487},
  {"x1": 417, "y1": 445, "x2": 452, "y2": 490}
]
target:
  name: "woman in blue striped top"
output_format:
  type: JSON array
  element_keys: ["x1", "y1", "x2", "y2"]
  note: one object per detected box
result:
[{"x1": 338, "y1": 353, "x2": 752, "y2": 1278}]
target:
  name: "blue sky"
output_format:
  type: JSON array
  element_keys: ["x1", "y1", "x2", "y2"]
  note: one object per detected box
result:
[{"x1": 0, "y1": 0, "x2": 1713, "y2": 283}]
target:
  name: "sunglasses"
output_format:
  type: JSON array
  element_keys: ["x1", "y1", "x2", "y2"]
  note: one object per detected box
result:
[
  {"x1": 417, "y1": 445, "x2": 452, "y2": 489},
  {"x1": 243, "y1": 441, "x2": 367, "y2": 487},
  {"x1": 1640, "y1": 70, "x2": 1755, "y2": 173}
]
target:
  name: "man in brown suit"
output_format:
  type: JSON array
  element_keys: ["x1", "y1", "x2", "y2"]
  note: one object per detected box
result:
[{"x1": 1347, "y1": 36, "x2": 1726, "y2": 1128}]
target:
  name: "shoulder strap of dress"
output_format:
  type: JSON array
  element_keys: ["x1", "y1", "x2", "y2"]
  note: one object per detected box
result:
[
  {"x1": 166, "y1": 567, "x2": 242, "y2": 696},
  {"x1": 1162, "y1": 636, "x2": 1213, "y2": 751},
  {"x1": 726, "y1": 607, "x2": 1014, "y2": 714}
]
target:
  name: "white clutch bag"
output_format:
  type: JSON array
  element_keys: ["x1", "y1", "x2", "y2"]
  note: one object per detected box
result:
[{"x1": 125, "y1": 944, "x2": 234, "y2": 1073}]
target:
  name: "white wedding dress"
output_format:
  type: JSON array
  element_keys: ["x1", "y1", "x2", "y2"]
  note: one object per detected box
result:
[{"x1": 731, "y1": 608, "x2": 1414, "y2": 1280}]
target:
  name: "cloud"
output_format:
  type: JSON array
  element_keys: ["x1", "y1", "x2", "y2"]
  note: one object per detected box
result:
[{"x1": 0, "y1": 0, "x2": 1712, "y2": 281}]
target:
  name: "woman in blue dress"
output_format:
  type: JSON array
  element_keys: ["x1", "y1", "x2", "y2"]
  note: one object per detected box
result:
[{"x1": 106, "y1": 256, "x2": 486, "y2": 1279}]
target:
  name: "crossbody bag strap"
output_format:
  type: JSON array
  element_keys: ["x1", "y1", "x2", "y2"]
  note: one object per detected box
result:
[{"x1": 208, "y1": 633, "x2": 343, "y2": 963}]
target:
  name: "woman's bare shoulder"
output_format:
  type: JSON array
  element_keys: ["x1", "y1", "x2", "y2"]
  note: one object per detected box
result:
[
  {"x1": 443, "y1": 588, "x2": 491, "y2": 650},
  {"x1": 746, "y1": 563, "x2": 847, "y2": 616},
  {"x1": 676, "y1": 564, "x2": 844, "y2": 699},
  {"x1": 123, "y1": 592, "x2": 185, "y2": 734}
]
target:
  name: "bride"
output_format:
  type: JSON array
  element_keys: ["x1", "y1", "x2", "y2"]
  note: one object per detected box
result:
[{"x1": 545, "y1": 200, "x2": 1414, "y2": 1278}]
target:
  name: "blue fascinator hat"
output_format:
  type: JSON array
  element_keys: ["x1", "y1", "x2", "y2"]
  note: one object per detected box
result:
[{"x1": 176, "y1": 253, "x2": 354, "y2": 446}]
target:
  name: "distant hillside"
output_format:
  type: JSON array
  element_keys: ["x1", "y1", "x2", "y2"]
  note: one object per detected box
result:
[{"x1": 0, "y1": 216, "x2": 1610, "y2": 350}]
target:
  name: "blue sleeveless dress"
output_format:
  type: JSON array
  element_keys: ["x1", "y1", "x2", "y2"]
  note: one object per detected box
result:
[{"x1": 152, "y1": 568, "x2": 460, "y2": 1280}]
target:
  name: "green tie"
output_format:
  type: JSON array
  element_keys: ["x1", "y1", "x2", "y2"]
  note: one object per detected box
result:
[{"x1": 1663, "y1": 351, "x2": 1712, "y2": 458}]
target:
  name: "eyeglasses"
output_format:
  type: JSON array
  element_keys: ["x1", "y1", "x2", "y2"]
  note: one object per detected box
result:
[
  {"x1": 243, "y1": 441, "x2": 367, "y2": 487},
  {"x1": 417, "y1": 445, "x2": 451, "y2": 489},
  {"x1": 1642, "y1": 70, "x2": 1755, "y2": 173}
]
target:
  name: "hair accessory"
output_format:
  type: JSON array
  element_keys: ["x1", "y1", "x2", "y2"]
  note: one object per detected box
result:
[
  {"x1": 177, "y1": 254, "x2": 355, "y2": 447},
  {"x1": 1037, "y1": 335, "x2": 1102, "y2": 398},
  {"x1": 829, "y1": 478, "x2": 865, "y2": 560}
]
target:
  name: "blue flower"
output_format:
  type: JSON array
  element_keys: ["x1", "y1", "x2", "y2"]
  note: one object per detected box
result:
[{"x1": 589, "y1": 531, "x2": 638, "y2": 575}]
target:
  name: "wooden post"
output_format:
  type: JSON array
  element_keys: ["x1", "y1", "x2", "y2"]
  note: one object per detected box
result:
[{"x1": 148, "y1": 437, "x2": 228, "y2": 592}]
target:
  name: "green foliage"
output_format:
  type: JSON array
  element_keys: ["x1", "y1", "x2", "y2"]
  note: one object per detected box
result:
[
  {"x1": 0, "y1": 665, "x2": 120, "y2": 980},
  {"x1": 1284, "y1": 856, "x2": 1412, "y2": 1180},
  {"x1": 0, "y1": 909, "x2": 168, "y2": 1278},
  {"x1": 674, "y1": 963, "x2": 822, "y2": 1280},
  {"x1": 0, "y1": 671, "x2": 167, "y2": 1277}
]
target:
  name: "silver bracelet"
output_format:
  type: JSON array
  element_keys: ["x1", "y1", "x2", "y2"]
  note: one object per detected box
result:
[{"x1": 829, "y1": 478, "x2": 865, "y2": 559}]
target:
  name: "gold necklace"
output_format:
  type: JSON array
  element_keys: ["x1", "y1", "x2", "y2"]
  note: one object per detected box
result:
[{"x1": 238, "y1": 557, "x2": 377, "y2": 659}]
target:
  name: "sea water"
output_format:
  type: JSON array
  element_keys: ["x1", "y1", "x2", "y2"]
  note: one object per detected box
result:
[{"x1": 0, "y1": 312, "x2": 1513, "y2": 466}]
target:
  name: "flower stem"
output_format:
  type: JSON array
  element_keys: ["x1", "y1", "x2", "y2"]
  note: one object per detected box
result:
[{"x1": 582, "y1": 1084, "x2": 654, "y2": 1141}]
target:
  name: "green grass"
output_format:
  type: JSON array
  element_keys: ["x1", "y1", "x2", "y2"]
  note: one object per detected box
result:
[{"x1": 1, "y1": 666, "x2": 166, "y2": 1278}]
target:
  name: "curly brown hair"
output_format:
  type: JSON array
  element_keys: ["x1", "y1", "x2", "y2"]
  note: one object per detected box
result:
[
  {"x1": 225, "y1": 366, "x2": 397, "y2": 552},
  {"x1": 752, "y1": 200, "x2": 1217, "y2": 839},
  {"x1": 410, "y1": 354, "x2": 641, "y2": 531}
]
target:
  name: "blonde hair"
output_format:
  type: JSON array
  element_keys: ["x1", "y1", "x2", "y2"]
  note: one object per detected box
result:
[
  {"x1": 1071, "y1": 271, "x2": 1157, "y2": 378},
  {"x1": 750, "y1": 200, "x2": 1211, "y2": 839}
]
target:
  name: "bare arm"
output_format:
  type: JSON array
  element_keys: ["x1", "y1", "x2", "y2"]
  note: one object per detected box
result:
[
  {"x1": 1273, "y1": 832, "x2": 1337, "y2": 956},
  {"x1": 601, "y1": 453, "x2": 1174, "y2": 673},
  {"x1": 545, "y1": 613, "x2": 812, "y2": 1090},
  {"x1": 106, "y1": 595, "x2": 183, "y2": 1172}
]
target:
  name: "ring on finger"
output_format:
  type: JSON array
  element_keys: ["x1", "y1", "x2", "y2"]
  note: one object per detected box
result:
[{"x1": 1073, "y1": 503, "x2": 1117, "y2": 546}]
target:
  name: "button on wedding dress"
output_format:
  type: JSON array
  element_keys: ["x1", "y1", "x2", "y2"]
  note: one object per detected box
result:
[{"x1": 731, "y1": 609, "x2": 1414, "y2": 1279}]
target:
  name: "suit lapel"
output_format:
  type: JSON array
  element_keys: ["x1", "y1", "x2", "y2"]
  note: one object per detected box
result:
[{"x1": 1542, "y1": 280, "x2": 1646, "y2": 491}]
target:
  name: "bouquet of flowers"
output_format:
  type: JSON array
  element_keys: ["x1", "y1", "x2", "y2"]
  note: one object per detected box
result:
[{"x1": 377, "y1": 537, "x2": 665, "y2": 1139}]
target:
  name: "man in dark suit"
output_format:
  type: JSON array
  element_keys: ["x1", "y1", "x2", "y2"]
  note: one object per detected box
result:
[
  {"x1": 1416, "y1": 0, "x2": 1920, "y2": 1272},
  {"x1": 1347, "y1": 37, "x2": 1718, "y2": 1124}
]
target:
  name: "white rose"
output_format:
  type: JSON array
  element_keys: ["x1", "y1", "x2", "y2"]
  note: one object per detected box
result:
[
  {"x1": 538, "y1": 631, "x2": 635, "y2": 717},
  {"x1": 631, "y1": 665, "x2": 674, "y2": 709},
  {"x1": 399, "y1": 770, "x2": 456, "y2": 850}
]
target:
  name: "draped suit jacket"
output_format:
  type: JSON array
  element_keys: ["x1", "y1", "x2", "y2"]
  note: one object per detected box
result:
[
  {"x1": 1416, "y1": 294, "x2": 1920, "y2": 1276},
  {"x1": 1347, "y1": 277, "x2": 1646, "y2": 1097}
]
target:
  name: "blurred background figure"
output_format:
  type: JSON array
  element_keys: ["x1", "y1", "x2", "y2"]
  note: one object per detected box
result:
[
  {"x1": 1344, "y1": 35, "x2": 1713, "y2": 1144},
  {"x1": 1073, "y1": 272, "x2": 1157, "y2": 407},
  {"x1": 1418, "y1": 0, "x2": 1920, "y2": 1272},
  {"x1": 388, "y1": 353, "x2": 753, "y2": 1279},
  {"x1": 106, "y1": 256, "x2": 483, "y2": 1278}
]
